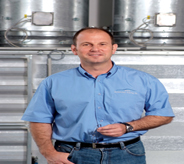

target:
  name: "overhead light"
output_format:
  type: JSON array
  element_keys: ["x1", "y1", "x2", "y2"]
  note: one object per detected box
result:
[
  {"x1": 32, "y1": 12, "x2": 54, "y2": 26},
  {"x1": 155, "y1": 13, "x2": 176, "y2": 27}
]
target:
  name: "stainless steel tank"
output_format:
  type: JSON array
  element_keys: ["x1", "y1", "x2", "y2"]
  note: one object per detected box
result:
[
  {"x1": 113, "y1": 0, "x2": 184, "y2": 47},
  {"x1": 0, "y1": 0, "x2": 89, "y2": 47}
]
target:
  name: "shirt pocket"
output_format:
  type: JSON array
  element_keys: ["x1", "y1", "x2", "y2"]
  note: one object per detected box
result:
[{"x1": 105, "y1": 89, "x2": 145, "y2": 121}]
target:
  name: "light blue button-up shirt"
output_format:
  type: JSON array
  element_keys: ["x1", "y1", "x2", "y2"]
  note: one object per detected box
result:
[{"x1": 22, "y1": 62, "x2": 174, "y2": 143}]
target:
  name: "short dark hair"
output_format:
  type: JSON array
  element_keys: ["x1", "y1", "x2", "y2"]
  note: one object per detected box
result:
[{"x1": 72, "y1": 27, "x2": 115, "y2": 46}]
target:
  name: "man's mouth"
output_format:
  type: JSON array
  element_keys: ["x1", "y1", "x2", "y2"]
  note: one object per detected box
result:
[{"x1": 89, "y1": 54, "x2": 102, "y2": 56}]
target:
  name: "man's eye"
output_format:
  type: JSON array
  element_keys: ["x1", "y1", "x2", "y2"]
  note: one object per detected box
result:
[{"x1": 83, "y1": 43, "x2": 89, "y2": 46}]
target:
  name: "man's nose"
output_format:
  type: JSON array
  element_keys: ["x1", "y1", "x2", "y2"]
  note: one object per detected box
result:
[{"x1": 90, "y1": 45, "x2": 99, "y2": 51}]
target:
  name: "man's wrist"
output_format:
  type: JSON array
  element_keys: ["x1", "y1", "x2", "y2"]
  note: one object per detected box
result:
[
  {"x1": 39, "y1": 143, "x2": 57, "y2": 158},
  {"x1": 120, "y1": 122, "x2": 134, "y2": 133}
]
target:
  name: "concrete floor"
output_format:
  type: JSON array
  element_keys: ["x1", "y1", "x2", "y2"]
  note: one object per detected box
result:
[{"x1": 146, "y1": 151, "x2": 184, "y2": 164}]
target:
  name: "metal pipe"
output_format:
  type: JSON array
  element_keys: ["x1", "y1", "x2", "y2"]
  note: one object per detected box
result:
[
  {"x1": 47, "y1": 57, "x2": 52, "y2": 76},
  {"x1": 0, "y1": 51, "x2": 72, "y2": 55},
  {"x1": 27, "y1": 55, "x2": 33, "y2": 104},
  {"x1": 0, "y1": 47, "x2": 71, "y2": 51},
  {"x1": 146, "y1": 46, "x2": 184, "y2": 50},
  {"x1": 115, "y1": 51, "x2": 184, "y2": 56},
  {"x1": 26, "y1": 129, "x2": 32, "y2": 164},
  {"x1": 117, "y1": 47, "x2": 141, "y2": 50},
  {"x1": 1, "y1": 46, "x2": 184, "y2": 52},
  {"x1": 1, "y1": 50, "x2": 184, "y2": 56}
]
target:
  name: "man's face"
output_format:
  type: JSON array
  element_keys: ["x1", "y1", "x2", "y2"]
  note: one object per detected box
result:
[{"x1": 71, "y1": 29, "x2": 118, "y2": 66}]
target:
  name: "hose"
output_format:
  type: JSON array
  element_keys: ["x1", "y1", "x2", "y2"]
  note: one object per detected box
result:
[
  {"x1": 4, "y1": 17, "x2": 31, "y2": 47},
  {"x1": 129, "y1": 18, "x2": 153, "y2": 47}
]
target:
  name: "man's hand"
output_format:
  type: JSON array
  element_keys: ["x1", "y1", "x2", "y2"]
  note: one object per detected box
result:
[
  {"x1": 97, "y1": 123, "x2": 126, "y2": 137},
  {"x1": 46, "y1": 151, "x2": 74, "y2": 164}
]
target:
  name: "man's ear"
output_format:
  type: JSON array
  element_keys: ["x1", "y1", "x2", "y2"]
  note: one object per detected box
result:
[
  {"x1": 112, "y1": 44, "x2": 118, "y2": 54},
  {"x1": 71, "y1": 44, "x2": 78, "y2": 56}
]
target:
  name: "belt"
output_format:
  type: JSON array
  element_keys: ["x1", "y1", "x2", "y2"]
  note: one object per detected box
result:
[{"x1": 56, "y1": 137, "x2": 140, "y2": 149}]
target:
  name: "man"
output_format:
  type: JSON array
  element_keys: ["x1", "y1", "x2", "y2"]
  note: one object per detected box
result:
[{"x1": 22, "y1": 27, "x2": 174, "y2": 164}]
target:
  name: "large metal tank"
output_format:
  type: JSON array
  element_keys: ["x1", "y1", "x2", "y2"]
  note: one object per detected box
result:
[
  {"x1": 113, "y1": 0, "x2": 184, "y2": 47},
  {"x1": 0, "y1": 0, "x2": 89, "y2": 47}
]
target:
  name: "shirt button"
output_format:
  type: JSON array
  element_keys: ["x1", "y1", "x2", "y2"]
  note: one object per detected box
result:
[
  {"x1": 100, "y1": 120, "x2": 103, "y2": 122},
  {"x1": 98, "y1": 107, "x2": 101, "y2": 109},
  {"x1": 98, "y1": 93, "x2": 101, "y2": 95}
]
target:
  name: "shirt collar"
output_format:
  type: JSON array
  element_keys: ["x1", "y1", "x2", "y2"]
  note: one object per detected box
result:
[
  {"x1": 107, "y1": 61, "x2": 118, "y2": 78},
  {"x1": 78, "y1": 65, "x2": 92, "y2": 79},
  {"x1": 77, "y1": 61, "x2": 118, "y2": 79}
]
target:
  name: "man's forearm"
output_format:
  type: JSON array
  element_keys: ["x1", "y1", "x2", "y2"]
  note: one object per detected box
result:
[
  {"x1": 29, "y1": 122, "x2": 74, "y2": 164},
  {"x1": 97, "y1": 115, "x2": 173, "y2": 137},
  {"x1": 129, "y1": 115, "x2": 173, "y2": 131},
  {"x1": 29, "y1": 122, "x2": 56, "y2": 157}
]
